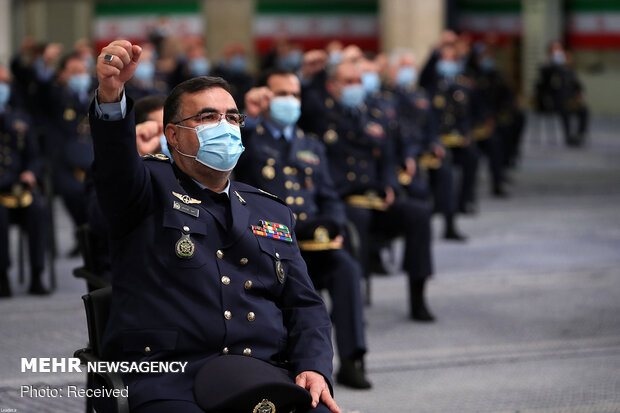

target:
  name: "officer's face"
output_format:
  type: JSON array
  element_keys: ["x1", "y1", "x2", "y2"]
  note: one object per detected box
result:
[
  {"x1": 328, "y1": 62, "x2": 362, "y2": 99},
  {"x1": 59, "y1": 58, "x2": 87, "y2": 85},
  {"x1": 166, "y1": 87, "x2": 238, "y2": 175},
  {"x1": 267, "y1": 74, "x2": 301, "y2": 100}
]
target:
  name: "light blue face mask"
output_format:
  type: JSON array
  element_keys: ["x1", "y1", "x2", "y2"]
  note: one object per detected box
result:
[
  {"x1": 270, "y1": 96, "x2": 301, "y2": 126},
  {"x1": 361, "y1": 72, "x2": 381, "y2": 95},
  {"x1": 328, "y1": 51, "x2": 343, "y2": 67},
  {"x1": 176, "y1": 120, "x2": 245, "y2": 171},
  {"x1": 396, "y1": 66, "x2": 418, "y2": 87},
  {"x1": 230, "y1": 55, "x2": 247, "y2": 73},
  {"x1": 340, "y1": 84, "x2": 366, "y2": 108},
  {"x1": 0, "y1": 82, "x2": 10, "y2": 108},
  {"x1": 159, "y1": 135, "x2": 171, "y2": 158},
  {"x1": 189, "y1": 57, "x2": 211, "y2": 77},
  {"x1": 68, "y1": 73, "x2": 91, "y2": 95},
  {"x1": 436, "y1": 60, "x2": 461, "y2": 80},
  {"x1": 134, "y1": 61, "x2": 155, "y2": 81},
  {"x1": 479, "y1": 56, "x2": 495, "y2": 72},
  {"x1": 552, "y1": 50, "x2": 565, "y2": 65}
]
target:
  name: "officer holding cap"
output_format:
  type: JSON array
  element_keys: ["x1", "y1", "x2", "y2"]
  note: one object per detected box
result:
[{"x1": 91, "y1": 40, "x2": 339, "y2": 413}]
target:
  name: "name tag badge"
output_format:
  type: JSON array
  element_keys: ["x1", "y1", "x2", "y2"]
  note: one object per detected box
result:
[{"x1": 173, "y1": 201, "x2": 200, "y2": 218}]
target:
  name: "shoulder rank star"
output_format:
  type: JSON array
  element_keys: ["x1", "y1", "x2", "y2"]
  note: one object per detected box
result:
[{"x1": 172, "y1": 191, "x2": 201, "y2": 205}]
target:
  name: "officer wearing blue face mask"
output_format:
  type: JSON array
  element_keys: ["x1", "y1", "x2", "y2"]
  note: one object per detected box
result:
[
  {"x1": 212, "y1": 44, "x2": 255, "y2": 112},
  {"x1": 34, "y1": 49, "x2": 96, "y2": 249},
  {"x1": 536, "y1": 41, "x2": 589, "y2": 146},
  {"x1": 168, "y1": 41, "x2": 212, "y2": 89},
  {"x1": 90, "y1": 40, "x2": 340, "y2": 413},
  {"x1": 427, "y1": 43, "x2": 480, "y2": 214},
  {"x1": 300, "y1": 61, "x2": 436, "y2": 322},
  {"x1": 236, "y1": 69, "x2": 372, "y2": 389},
  {"x1": 125, "y1": 43, "x2": 169, "y2": 101}
]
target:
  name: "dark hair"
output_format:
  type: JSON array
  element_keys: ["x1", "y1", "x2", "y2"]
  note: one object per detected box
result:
[
  {"x1": 163, "y1": 76, "x2": 231, "y2": 127},
  {"x1": 135, "y1": 95, "x2": 166, "y2": 124},
  {"x1": 57, "y1": 51, "x2": 83, "y2": 74},
  {"x1": 256, "y1": 68, "x2": 296, "y2": 87}
]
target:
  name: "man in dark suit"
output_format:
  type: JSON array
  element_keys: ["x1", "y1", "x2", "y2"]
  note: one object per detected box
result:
[
  {"x1": 91, "y1": 40, "x2": 339, "y2": 413},
  {"x1": 236, "y1": 69, "x2": 371, "y2": 389}
]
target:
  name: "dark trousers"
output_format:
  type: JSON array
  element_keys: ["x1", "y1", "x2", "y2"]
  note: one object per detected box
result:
[
  {"x1": 477, "y1": 134, "x2": 504, "y2": 191},
  {"x1": 53, "y1": 167, "x2": 87, "y2": 226},
  {"x1": 451, "y1": 144, "x2": 479, "y2": 209},
  {"x1": 0, "y1": 195, "x2": 47, "y2": 273},
  {"x1": 428, "y1": 160, "x2": 457, "y2": 217},
  {"x1": 346, "y1": 198, "x2": 433, "y2": 286},
  {"x1": 302, "y1": 249, "x2": 367, "y2": 361},
  {"x1": 132, "y1": 399, "x2": 334, "y2": 413},
  {"x1": 559, "y1": 106, "x2": 589, "y2": 144}
]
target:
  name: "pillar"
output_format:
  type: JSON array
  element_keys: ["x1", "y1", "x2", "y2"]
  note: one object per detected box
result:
[{"x1": 202, "y1": 0, "x2": 255, "y2": 63}]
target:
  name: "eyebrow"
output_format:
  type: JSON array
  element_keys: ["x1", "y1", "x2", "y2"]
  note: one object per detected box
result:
[{"x1": 194, "y1": 107, "x2": 240, "y2": 115}]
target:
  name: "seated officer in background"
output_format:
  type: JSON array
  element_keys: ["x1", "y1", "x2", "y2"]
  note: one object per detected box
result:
[
  {"x1": 237, "y1": 69, "x2": 371, "y2": 389},
  {"x1": 536, "y1": 41, "x2": 588, "y2": 147},
  {"x1": 0, "y1": 64, "x2": 48, "y2": 296},
  {"x1": 427, "y1": 43, "x2": 480, "y2": 214},
  {"x1": 91, "y1": 40, "x2": 339, "y2": 413},
  {"x1": 387, "y1": 51, "x2": 465, "y2": 241},
  {"x1": 35, "y1": 45, "x2": 95, "y2": 248},
  {"x1": 300, "y1": 61, "x2": 435, "y2": 322}
]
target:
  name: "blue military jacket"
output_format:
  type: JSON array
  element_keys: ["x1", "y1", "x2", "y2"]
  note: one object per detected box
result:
[
  {"x1": 89, "y1": 99, "x2": 333, "y2": 408},
  {"x1": 429, "y1": 77, "x2": 473, "y2": 138},
  {"x1": 0, "y1": 108, "x2": 40, "y2": 190},
  {"x1": 300, "y1": 91, "x2": 399, "y2": 197},
  {"x1": 236, "y1": 119, "x2": 346, "y2": 229}
]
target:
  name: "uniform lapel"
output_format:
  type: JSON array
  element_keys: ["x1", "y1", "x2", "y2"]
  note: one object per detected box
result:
[{"x1": 223, "y1": 182, "x2": 250, "y2": 247}]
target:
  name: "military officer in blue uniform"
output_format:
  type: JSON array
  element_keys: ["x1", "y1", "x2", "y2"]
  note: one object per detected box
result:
[
  {"x1": 35, "y1": 48, "x2": 95, "y2": 239},
  {"x1": 236, "y1": 69, "x2": 371, "y2": 389},
  {"x1": 0, "y1": 65, "x2": 49, "y2": 296},
  {"x1": 91, "y1": 40, "x2": 339, "y2": 413},
  {"x1": 387, "y1": 51, "x2": 466, "y2": 240},
  {"x1": 427, "y1": 43, "x2": 480, "y2": 214},
  {"x1": 300, "y1": 60, "x2": 435, "y2": 322}
]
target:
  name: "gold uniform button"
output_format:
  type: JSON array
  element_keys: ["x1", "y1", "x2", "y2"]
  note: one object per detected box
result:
[
  {"x1": 240, "y1": 257, "x2": 248, "y2": 265},
  {"x1": 222, "y1": 347, "x2": 229, "y2": 355},
  {"x1": 183, "y1": 225, "x2": 190, "y2": 232},
  {"x1": 267, "y1": 158, "x2": 276, "y2": 166},
  {"x1": 347, "y1": 156, "x2": 355, "y2": 165},
  {"x1": 293, "y1": 183, "x2": 301, "y2": 190},
  {"x1": 295, "y1": 197, "x2": 304, "y2": 205},
  {"x1": 247, "y1": 312, "x2": 255, "y2": 322},
  {"x1": 286, "y1": 196, "x2": 295, "y2": 205},
  {"x1": 221, "y1": 276, "x2": 230, "y2": 285},
  {"x1": 299, "y1": 212, "x2": 307, "y2": 221},
  {"x1": 305, "y1": 167, "x2": 313, "y2": 175},
  {"x1": 347, "y1": 172, "x2": 356, "y2": 181},
  {"x1": 224, "y1": 310, "x2": 232, "y2": 320},
  {"x1": 243, "y1": 348, "x2": 252, "y2": 357},
  {"x1": 144, "y1": 346, "x2": 151, "y2": 353},
  {"x1": 216, "y1": 250, "x2": 224, "y2": 259},
  {"x1": 285, "y1": 181, "x2": 294, "y2": 189},
  {"x1": 244, "y1": 280, "x2": 253, "y2": 290},
  {"x1": 283, "y1": 166, "x2": 292, "y2": 175}
]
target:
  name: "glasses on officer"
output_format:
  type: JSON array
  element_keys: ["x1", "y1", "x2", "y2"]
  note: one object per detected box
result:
[{"x1": 175, "y1": 111, "x2": 246, "y2": 127}]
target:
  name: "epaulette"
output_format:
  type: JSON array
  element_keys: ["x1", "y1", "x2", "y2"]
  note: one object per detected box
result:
[
  {"x1": 142, "y1": 153, "x2": 170, "y2": 161},
  {"x1": 234, "y1": 182, "x2": 288, "y2": 207}
]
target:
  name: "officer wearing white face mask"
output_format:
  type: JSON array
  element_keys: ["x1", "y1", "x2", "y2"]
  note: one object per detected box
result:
[
  {"x1": 90, "y1": 40, "x2": 340, "y2": 413},
  {"x1": 237, "y1": 69, "x2": 372, "y2": 389}
]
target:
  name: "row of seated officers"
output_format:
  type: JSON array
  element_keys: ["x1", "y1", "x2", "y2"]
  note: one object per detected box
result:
[{"x1": 0, "y1": 35, "x2": 547, "y2": 408}]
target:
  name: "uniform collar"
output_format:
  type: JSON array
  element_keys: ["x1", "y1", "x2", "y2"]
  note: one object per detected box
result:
[{"x1": 263, "y1": 118, "x2": 295, "y2": 142}]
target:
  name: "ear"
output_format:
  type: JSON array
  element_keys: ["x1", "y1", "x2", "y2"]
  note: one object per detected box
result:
[{"x1": 165, "y1": 123, "x2": 178, "y2": 149}]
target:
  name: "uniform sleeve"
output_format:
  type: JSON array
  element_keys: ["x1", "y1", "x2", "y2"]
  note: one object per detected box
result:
[
  {"x1": 89, "y1": 96, "x2": 153, "y2": 238},
  {"x1": 313, "y1": 141, "x2": 346, "y2": 228},
  {"x1": 279, "y1": 209, "x2": 334, "y2": 389}
]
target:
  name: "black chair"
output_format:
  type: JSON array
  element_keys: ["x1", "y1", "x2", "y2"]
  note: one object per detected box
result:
[
  {"x1": 73, "y1": 224, "x2": 110, "y2": 292},
  {"x1": 74, "y1": 286, "x2": 129, "y2": 413}
]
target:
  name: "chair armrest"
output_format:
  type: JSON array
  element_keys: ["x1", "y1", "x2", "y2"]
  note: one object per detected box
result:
[
  {"x1": 73, "y1": 349, "x2": 130, "y2": 413},
  {"x1": 73, "y1": 267, "x2": 110, "y2": 289}
]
